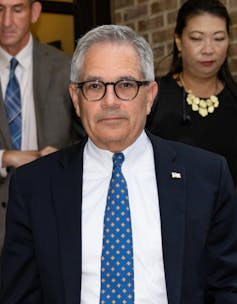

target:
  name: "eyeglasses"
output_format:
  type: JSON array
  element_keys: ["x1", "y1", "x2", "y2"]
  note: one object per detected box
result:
[{"x1": 74, "y1": 79, "x2": 150, "y2": 101}]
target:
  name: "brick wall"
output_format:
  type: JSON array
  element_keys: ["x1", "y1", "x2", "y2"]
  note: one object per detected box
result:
[{"x1": 111, "y1": 0, "x2": 237, "y2": 79}]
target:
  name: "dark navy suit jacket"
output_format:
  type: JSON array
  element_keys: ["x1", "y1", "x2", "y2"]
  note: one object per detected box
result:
[{"x1": 1, "y1": 132, "x2": 237, "y2": 303}]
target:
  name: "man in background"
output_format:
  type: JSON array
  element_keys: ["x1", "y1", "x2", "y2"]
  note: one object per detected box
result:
[
  {"x1": 1, "y1": 24, "x2": 237, "y2": 303},
  {"x1": 0, "y1": 0, "x2": 84, "y2": 251}
]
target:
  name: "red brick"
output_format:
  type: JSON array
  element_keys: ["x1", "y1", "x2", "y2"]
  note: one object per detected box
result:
[
  {"x1": 230, "y1": 11, "x2": 237, "y2": 24},
  {"x1": 124, "y1": 5, "x2": 148, "y2": 22},
  {"x1": 151, "y1": 0, "x2": 178, "y2": 14},
  {"x1": 113, "y1": 0, "x2": 134, "y2": 10},
  {"x1": 155, "y1": 58, "x2": 172, "y2": 77},
  {"x1": 138, "y1": 15, "x2": 164, "y2": 32},
  {"x1": 229, "y1": 58, "x2": 237, "y2": 71},
  {"x1": 153, "y1": 45, "x2": 165, "y2": 59},
  {"x1": 167, "y1": 10, "x2": 178, "y2": 25},
  {"x1": 114, "y1": 12, "x2": 122, "y2": 23},
  {"x1": 152, "y1": 27, "x2": 174, "y2": 44},
  {"x1": 230, "y1": 26, "x2": 237, "y2": 40},
  {"x1": 142, "y1": 33, "x2": 150, "y2": 42},
  {"x1": 124, "y1": 23, "x2": 136, "y2": 31},
  {"x1": 229, "y1": 42, "x2": 237, "y2": 56},
  {"x1": 229, "y1": 0, "x2": 237, "y2": 9},
  {"x1": 167, "y1": 41, "x2": 175, "y2": 53}
]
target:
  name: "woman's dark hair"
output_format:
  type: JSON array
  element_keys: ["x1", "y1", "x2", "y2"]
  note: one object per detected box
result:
[{"x1": 168, "y1": 0, "x2": 237, "y2": 97}]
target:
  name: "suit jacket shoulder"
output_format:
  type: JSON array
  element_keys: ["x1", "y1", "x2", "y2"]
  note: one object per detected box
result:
[
  {"x1": 32, "y1": 38, "x2": 84, "y2": 149},
  {"x1": 33, "y1": 38, "x2": 71, "y2": 64}
]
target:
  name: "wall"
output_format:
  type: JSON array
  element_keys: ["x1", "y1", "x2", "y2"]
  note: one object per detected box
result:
[
  {"x1": 31, "y1": 12, "x2": 74, "y2": 55},
  {"x1": 111, "y1": 0, "x2": 237, "y2": 78}
]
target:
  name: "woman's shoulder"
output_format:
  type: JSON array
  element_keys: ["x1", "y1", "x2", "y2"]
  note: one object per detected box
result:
[
  {"x1": 156, "y1": 74, "x2": 173, "y2": 84},
  {"x1": 156, "y1": 74, "x2": 180, "y2": 90},
  {"x1": 155, "y1": 74, "x2": 183, "y2": 100},
  {"x1": 221, "y1": 83, "x2": 237, "y2": 98}
]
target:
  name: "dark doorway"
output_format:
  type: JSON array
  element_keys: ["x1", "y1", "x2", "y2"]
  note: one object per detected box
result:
[{"x1": 41, "y1": 0, "x2": 111, "y2": 47}]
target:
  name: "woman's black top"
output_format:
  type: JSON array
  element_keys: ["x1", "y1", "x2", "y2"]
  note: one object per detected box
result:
[{"x1": 146, "y1": 75, "x2": 237, "y2": 186}]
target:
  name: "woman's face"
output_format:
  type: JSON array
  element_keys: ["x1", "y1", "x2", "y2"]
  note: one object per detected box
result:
[{"x1": 175, "y1": 13, "x2": 229, "y2": 79}]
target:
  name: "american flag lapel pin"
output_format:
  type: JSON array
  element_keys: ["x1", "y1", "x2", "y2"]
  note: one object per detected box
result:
[{"x1": 171, "y1": 171, "x2": 182, "y2": 179}]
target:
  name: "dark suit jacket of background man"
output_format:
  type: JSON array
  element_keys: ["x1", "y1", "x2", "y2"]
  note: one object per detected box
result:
[
  {"x1": 0, "y1": 38, "x2": 84, "y2": 250},
  {"x1": 1, "y1": 132, "x2": 237, "y2": 304}
]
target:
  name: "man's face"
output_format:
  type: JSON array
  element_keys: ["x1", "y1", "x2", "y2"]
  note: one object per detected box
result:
[
  {"x1": 70, "y1": 42, "x2": 158, "y2": 152},
  {"x1": 0, "y1": 0, "x2": 41, "y2": 55}
]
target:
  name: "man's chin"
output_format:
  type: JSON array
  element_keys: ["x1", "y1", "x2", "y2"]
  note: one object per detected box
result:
[
  {"x1": 92, "y1": 132, "x2": 129, "y2": 151},
  {"x1": 0, "y1": 38, "x2": 17, "y2": 49}
]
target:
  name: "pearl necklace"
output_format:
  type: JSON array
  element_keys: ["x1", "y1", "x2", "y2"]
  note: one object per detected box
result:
[{"x1": 179, "y1": 74, "x2": 219, "y2": 117}]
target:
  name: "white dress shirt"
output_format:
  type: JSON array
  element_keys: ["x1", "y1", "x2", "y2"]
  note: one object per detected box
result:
[
  {"x1": 0, "y1": 35, "x2": 37, "y2": 176},
  {"x1": 80, "y1": 131, "x2": 168, "y2": 303}
]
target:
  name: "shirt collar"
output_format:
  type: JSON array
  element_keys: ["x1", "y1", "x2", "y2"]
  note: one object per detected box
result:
[
  {"x1": 0, "y1": 34, "x2": 33, "y2": 71},
  {"x1": 122, "y1": 130, "x2": 151, "y2": 164},
  {"x1": 85, "y1": 130, "x2": 150, "y2": 168}
]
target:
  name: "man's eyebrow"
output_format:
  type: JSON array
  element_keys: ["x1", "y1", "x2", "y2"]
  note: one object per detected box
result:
[
  {"x1": 83, "y1": 76, "x2": 103, "y2": 82},
  {"x1": 82, "y1": 75, "x2": 138, "y2": 82}
]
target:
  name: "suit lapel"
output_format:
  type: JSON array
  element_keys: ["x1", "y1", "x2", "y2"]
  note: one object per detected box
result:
[
  {"x1": 150, "y1": 134, "x2": 186, "y2": 304},
  {"x1": 52, "y1": 142, "x2": 85, "y2": 303}
]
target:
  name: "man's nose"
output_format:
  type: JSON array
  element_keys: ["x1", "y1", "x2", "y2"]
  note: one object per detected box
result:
[
  {"x1": 2, "y1": 9, "x2": 13, "y2": 27},
  {"x1": 100, "y1": 84, "x2": 120, "y2": 108}
]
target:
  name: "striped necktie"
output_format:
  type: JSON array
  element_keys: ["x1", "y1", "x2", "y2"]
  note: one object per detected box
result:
[
  {"x1": 4, "y1": 57, "x2": 22, "y2": 150},
  {"x1": 100, "y1": 152, "x2": 134, "y2": 303}
]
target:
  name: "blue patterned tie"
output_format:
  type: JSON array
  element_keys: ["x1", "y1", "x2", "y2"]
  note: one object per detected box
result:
[
  {"x1": 100, "y1": 152, "x2": 134, "y2": 303},
  {"x1": 4, "y1": 57, "x2": 22, "y2": 150}
]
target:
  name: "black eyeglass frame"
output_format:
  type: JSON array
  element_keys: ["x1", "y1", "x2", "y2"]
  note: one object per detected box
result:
[{"x1": 74, "y1": 79, "x2": 151, "y2": 101}]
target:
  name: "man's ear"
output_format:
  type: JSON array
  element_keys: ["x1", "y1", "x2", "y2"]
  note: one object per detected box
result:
[
  {"x1": 31, "y1": 1, "x2": 42, "y2": 24},
  {"x1": 146, "y1": 81, "x2": 158, "y2": 115},
  {"x1": 69, "y1": 84, "x2": 81, "y2": 117}
]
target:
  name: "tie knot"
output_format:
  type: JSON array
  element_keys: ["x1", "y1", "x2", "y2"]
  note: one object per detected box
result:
[
  {"x1": 112, "y1": 152, "x2": 125, "y2": 168},
  {"x1": 10, "y1": 57, "x2": 18, "y2": 72}
]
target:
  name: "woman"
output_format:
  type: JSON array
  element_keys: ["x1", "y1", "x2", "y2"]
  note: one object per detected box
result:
[{"x1": 146, "y1": 0, "x2": 237, "y2": 188}]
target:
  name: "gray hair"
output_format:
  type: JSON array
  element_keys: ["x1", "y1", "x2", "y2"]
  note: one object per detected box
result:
[{"x1": 70, "y1": 24, "x2": 155, "y2": 82}]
